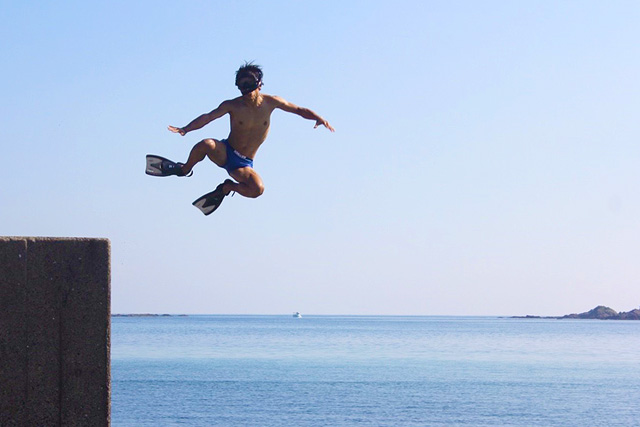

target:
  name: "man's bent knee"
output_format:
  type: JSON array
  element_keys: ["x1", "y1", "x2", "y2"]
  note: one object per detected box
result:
[
  {"x1": 200, "y1": 138, "x2": 217, "y2": 150},
  {"x1": 248, "y1": 182, "x2": 265, "y2": 198}
]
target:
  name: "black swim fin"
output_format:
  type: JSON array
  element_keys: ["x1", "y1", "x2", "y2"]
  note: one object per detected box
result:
[
  {"x1": 192, "y1": 180, "x2": 234, "y2": 215},
  {"x1": 146, "y1": 154, "x2": 191, "y2": 177}
]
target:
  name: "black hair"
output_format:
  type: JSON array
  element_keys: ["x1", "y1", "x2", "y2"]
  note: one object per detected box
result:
[{"x1": 235, "y1": 62, "x2": 264, "y2": 93}]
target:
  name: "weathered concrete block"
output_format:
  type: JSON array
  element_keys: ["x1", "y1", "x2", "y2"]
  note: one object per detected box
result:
[
  {"x1": 0, "y1": 237, "x2": 110, "y2": 427},
  {"x1": 0, "y1": 239, "x2": 28, "y2": 427}
]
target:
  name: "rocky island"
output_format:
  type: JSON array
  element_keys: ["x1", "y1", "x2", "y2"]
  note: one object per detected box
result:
[{"x1": 513, "y1": 305, "x2": 640, "y2": 320}]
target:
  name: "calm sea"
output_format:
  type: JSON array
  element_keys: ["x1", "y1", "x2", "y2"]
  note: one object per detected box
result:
[{"x1": 111, "y1": 315, "x2": 640, "y2": 426}]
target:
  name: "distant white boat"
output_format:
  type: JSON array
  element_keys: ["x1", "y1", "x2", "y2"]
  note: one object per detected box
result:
[{"x1": 293, "y1": 312, "x2": 302, "y2": 318}]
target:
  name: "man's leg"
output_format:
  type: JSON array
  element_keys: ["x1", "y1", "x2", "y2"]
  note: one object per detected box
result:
[
  {"x1": 224, "y1": 167, "x2": 265, "y2": 198},
  {"x1": 181, "y1": 139, "x2": 227, "y2": 174}
]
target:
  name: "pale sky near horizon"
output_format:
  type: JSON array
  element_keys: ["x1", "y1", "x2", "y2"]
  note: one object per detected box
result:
[{"x1": 2, "y1": 1, "x2": 639, "y2": 316}]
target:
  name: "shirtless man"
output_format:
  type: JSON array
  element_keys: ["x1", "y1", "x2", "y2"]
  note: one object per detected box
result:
[{"x1": 166, "y1": 63, "x2": 334, "y2": 213}]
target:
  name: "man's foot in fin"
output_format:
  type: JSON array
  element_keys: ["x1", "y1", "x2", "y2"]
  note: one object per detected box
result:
[
  {"x1": 172, "y1": 162, "x2": 193, "y2": 177},
  {"x1": 221, "y1": 179, "x2": 236, "y2": 197},
  {"x1": 146, "y1": 155, "x2": 193, "y2": 177},
  {"x1": 192, "y1": 179, "x2": 235, "y2": 216}
]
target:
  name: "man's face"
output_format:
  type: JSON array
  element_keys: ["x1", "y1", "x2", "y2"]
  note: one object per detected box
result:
[{"x1": 237, "y1": 73, "x2": 261, "y2": 94}]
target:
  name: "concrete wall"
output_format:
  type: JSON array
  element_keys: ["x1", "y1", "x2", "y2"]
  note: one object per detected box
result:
[{"x1": 0, "y1": 237, "x2": 110, "y2": 427}]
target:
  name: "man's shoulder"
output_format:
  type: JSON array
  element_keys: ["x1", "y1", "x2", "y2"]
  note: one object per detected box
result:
[
  {"x1": 262, "y1": 93, "x2": 287, "y2": 106},
  {"x1": 223, "y1": 97, "x2": 243, "y2": 105},
  {"x1": 216, "y1": 97, "x2": 244, "y2": 111},
  {"x1": 263, "y1": 93, "x2": 282, "y2": 101}
]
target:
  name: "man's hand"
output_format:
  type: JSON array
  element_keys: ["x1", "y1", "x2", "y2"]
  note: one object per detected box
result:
[
  {"x1": 314, "y1": 119, "x2": 335, "y2": 132},
  {"x1": 168, "y1": 125, "x2": 186, "y2": 136}
]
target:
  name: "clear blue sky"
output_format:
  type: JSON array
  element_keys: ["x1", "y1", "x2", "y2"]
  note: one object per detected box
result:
[{"x1": 2, "y1": 1, "x2": 639, "y2": 315}]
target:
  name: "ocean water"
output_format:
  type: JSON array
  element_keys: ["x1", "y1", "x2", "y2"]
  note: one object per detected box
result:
[{"x1": 111, "y1": 315, "x2": 640, "y2": 426}]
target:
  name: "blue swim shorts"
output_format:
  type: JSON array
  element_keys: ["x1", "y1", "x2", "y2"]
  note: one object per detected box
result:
[{"x1": 221, "y1": 139, "x2": 254, "y2": 172}]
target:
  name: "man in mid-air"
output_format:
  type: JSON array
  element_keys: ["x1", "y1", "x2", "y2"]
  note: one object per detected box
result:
[{"x1": 148, "y1": 62, "x2": 334, "y2": 215}]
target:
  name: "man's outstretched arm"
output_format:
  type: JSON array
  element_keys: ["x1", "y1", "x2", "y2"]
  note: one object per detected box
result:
[
  {"x1": 272, "y1": 96, "x2": 335, "y2": 132},
  {"x1": 168, "y1": 101, "x2": 232, "y2": 136}
]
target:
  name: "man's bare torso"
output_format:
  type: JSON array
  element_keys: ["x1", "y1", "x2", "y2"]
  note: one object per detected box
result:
[
  {"x1": 169, "y1": 84, "x2": 332, "y2": 166},
  {"x1": 225, "y1": 94, "x2": 279, "y2": 159}
]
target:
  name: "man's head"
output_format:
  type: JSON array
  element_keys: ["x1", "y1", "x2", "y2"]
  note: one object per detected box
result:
[{"x1": 235, "y1": 62, "x2": 264, "y2": 95}]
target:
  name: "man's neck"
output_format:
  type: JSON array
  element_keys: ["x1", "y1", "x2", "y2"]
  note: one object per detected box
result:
[{"x1": 242, "y1": 90, "x2": 262, "y2": 106}]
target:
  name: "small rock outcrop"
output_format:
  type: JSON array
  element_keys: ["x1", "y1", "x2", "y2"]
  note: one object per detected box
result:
[
  {"x1": 560, "y1": 305, "x2": 619, "y2": 319},
  {"x1": 514, "y1": 305, "x2": 640, "y2": 320}
]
